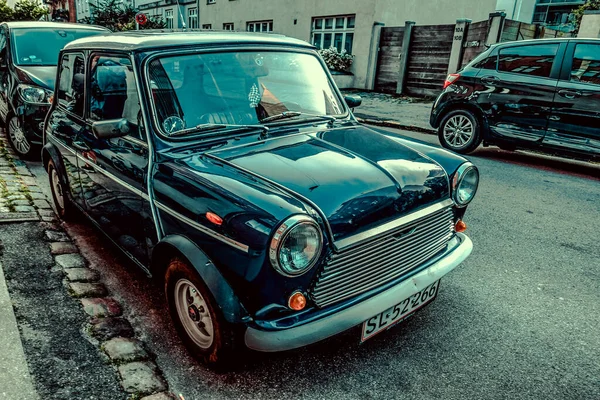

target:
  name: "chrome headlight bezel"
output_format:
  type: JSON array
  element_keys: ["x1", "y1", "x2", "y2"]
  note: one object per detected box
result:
[
  {"x1": 269, "y1": 215, "x2": 323, "y2": 277},
  {"x1": 17, "y1": 84, "x2": 52, "y2": 105},
  {"x1": 452, "y1": 162, "x2": 479, "y2": 207}
]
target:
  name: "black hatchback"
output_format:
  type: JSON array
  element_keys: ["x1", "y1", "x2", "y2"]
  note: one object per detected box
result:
[
  {"x1": 430, "y1": 38, "x2": 600, "y2": 160},
  {"x1": 0, "y1": 22, "x2": 108, "y2": 159}
]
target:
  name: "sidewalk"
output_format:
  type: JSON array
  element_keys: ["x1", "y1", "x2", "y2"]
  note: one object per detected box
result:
[
  {"x1": 342, "y1": 90, "x2": 436, "y2": 134},
  {"x1": 0, "y1": 262, "x2": 38, "y2": 399}
]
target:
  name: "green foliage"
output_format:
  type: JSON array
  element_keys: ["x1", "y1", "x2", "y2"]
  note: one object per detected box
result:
[
  {"x1": 81, "y1": 0, "x2": 165, "y2": 31},
  {"x1": 0, "y1": 0, "x2": 14, "y2": 22},
  {"x1": 573, "y1": 0, "x2": 600, "y2": 31},
  {"x1": 318, "y1": 46, "x2": 354, "y2": 72},
  {"x1": 12, "y1": 0, "x2": 48, "y2": 21}
]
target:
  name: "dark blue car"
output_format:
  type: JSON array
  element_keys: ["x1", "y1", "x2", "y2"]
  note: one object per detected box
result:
[{"x1": 43, "y1": 31, "x2": 479, "y2": 368}]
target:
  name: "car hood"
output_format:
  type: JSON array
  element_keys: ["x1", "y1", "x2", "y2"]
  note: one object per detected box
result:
[
  {"x1": 15, "y1": 66, "x2": 56, "y2": 89},
  {"x1": 202, "y1": 125, "x2": 450, "y2": 244}
]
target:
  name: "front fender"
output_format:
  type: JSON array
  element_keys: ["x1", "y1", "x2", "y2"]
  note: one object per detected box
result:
[
  {"x1": 152, "y1": 234, "x2": 249, "y2": 324},
  {"x1": 42, "y1": 142, "x2": 70, "y2": 193}
]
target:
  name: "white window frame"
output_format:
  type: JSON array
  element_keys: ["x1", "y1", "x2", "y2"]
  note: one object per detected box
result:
[
  {"x1": 223, "y1": 22, "x2": 234, "y2": 31},
  {"x1": 187, "y1": 8, "x2": 198, "y2": 29},
  {"x1": 247, "y1": 20, "x2": 273, "y2": 33},
  {"x1": 311, "y1": 15, "x2": 355, "y2": 54},
  {"x1": 165, "y1": 9, "x2": 174, "y2": 29}
]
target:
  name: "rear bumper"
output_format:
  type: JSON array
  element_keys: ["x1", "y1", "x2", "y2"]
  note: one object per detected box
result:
[{"x1": 244, "y1": 233, "x2": 472, "y2": 352}]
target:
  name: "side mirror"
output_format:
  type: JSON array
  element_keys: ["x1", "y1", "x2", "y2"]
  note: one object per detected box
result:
[
  {"x1": 344, "y1": 94, "x2": 362, "y2": 109},
  {"x1": 92, "y1": 118, "x2": 130, "y2": 139}
]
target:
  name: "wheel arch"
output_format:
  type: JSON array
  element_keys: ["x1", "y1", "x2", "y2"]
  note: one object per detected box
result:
[
  {"x1": 438, "y1": 102, "x2": 489, "y2": 137},
  {"x1": 151, "y1": 234, "x2": 249, "y2": 324},
  {"x1": 42, "y1": 142, "x2": 71, "y2": 191}
]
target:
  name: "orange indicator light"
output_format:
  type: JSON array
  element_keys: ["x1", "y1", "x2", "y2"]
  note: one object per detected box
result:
[
  {"x1": 455, "y1": 220, "x2": 467, "y2": 232},
  {"x1": 206, "y1": 212, "x2": 223, "y2": 226},
  {"x1": 288, "y1": 292, "x2": 307, "y2": 311}
]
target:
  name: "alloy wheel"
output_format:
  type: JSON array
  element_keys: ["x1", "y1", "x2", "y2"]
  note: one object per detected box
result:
[
  {"x1": 443, "y1": 114, "x2": 474, "y2": 148},
  {"x1": 51, "y1": 167, "x2": 65, "y2": 211},
  {"x1": 174, "y1": 279, "x2": 215, "y2": 349},
  {"x1": 8, "y1": 117, "x2": 31, "y2": 155}
]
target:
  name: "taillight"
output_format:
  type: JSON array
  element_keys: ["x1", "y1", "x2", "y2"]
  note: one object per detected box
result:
[{"x1": 443, "y1": 73, "x2": 460, "y2": 89}]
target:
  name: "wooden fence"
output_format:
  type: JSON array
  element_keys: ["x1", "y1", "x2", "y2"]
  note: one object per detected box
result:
[
  {"x1": 461, "y1": 19, "x2": 490, "y2": 68},
  {"x1": 374, "y1": 27, "x2": 405, "y2": 93}
]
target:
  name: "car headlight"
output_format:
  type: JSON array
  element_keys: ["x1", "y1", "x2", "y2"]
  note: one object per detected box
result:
[
  {"x1": 17, "y1": 84, "x2": 52, "y2": 104},
  {"x1": 452, "y1": 162, "x2": 479, "y2": 207},
  {"x1": 269, "y1": 215, "x2": 323, "y2": 277}
]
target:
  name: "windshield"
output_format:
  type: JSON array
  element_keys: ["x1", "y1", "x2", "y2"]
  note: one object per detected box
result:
[
  {"x1": 12, "y1": 28, "x2": 104, "y2": 66},
  {"x1": 147, "y1": 51, "x2": 346, "y2": 137}
]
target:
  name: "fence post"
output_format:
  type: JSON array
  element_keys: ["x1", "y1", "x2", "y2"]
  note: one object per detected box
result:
[
  {"x1": 366, "y1": 22, "x2": 385, "y2": 90},
  {"x1": 396, "y1": 21, "x2": 415, "y2": 95},
  {"x1": 486, "y1": 12, "x2": 506, "y2": 46},
  {"x1": 448, "y1": 18, "x2": 471, "y2": 74}
]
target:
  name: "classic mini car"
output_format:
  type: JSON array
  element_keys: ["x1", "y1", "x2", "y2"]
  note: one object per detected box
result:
[
  {"x1": 43, "y1": 31, "x2": 479, "y2": 368},
  {"x1": 0, "y1": 21, "x2": 109, "y2": 159},
  {"x1": 432, "y1": 38, "x2": 600, "y2": 160}
]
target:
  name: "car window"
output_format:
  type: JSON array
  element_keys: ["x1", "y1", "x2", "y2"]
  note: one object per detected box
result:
[
  {"x1": 88, "y1": 55, "x2": 145, "y2": 141},
  {"x1": 0, "y1": 31, "x2": 6, "y2": 64},
  {"x1": 570, "y1": 44, "x2": 600, "y2": 86},
  {"x1": 11, "y1": 28, "x2": 105, "y2": 66},
  {"x1": 57, "y1": 53, "x2": 85, "y2": 117},
  {"x1": 498, "y1": 44, "x2": 558, "y2": 78},
  {"x1": 472, "y1": 55, "x2": 498, "y2": 70}
]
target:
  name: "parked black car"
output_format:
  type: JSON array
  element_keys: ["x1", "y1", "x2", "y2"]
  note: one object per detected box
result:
[
  {"x1": 0, "y1": 22, "x2": 109, "y2": 159},
  {"x1": 44, "y1": 31, "x2": 479, "y2": 368},
  {"x1": 431, "y1": 38, "x2": 600, "y2": 159}
]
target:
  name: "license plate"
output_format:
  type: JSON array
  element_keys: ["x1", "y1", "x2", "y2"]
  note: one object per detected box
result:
[{"x1": 361, "y1": 280, "x2": 440, "y2": 342}]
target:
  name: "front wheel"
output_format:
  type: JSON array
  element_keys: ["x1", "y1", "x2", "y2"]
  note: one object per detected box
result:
[
  {"x1": 165, "y1": 258, "x2": 239, "y2": 369},
  {"x1": 438, "y1": 110, "x2": 482, "y2": 154},
  {"x1": 7, "y1": 116, "x2": 38, "y2": 160}
]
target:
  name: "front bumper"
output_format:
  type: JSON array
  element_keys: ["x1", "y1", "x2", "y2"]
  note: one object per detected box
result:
[{"x1": 245, "y1": 232, "x2": 472, "y2": 352}]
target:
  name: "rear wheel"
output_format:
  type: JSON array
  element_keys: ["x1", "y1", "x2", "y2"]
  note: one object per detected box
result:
[
  {"x1": 165, "y1": 258, "x2": 239, "y2": 369},
  {"x1": 438, "y1": 110, "x2": 482, "y2": 154},
  {"x1": 7, "y1": 116, "x2": 38, "y2": 160},
  {"x1": 47, "y1": 159, "x2": 74, "y2": 220}
]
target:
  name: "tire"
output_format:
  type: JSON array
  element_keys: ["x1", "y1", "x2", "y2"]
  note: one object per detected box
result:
[
  {"x1": 6, "y1": 116, "x2": 38, "y2": 160},
  {"x1": 47, "y1": 159, "x2": 74, "y2": 220},
  {"x1": 165, "y1": 258, "x2": 239, "y2": 370},
  {"x1": 438, "y1": 110, "x2": 482, "y2": 154}
]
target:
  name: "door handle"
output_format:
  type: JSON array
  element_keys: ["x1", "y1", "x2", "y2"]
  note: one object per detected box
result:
[
  {"x1": 558, "y1": 89, "x2": 582, "y2": 99},
  {"x1": 72, "y1": 141, "x2": 88, "y2": 151},
  {"x1": 481, "y1": 76, "x2": 500, "y2": 85}
]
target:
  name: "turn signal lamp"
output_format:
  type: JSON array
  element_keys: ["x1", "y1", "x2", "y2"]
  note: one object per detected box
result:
[
  {"x1": 455, "y1": 220, "x2": 467, "y2": 233},
  {"x1": 288, "y1": 292, "x2": 307, "y2": 311},
  {"x1": 206, "y1": 212, "x2": 223, "y2": 226}
]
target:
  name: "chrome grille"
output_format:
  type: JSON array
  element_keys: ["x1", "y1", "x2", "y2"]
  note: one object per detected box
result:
[{"x1": 310, "y1": 206, "x2": 454, "y2": 308}]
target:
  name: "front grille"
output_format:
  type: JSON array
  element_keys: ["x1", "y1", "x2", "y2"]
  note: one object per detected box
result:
[{"x1": 309, "y1": 206, "x2": 454, "y2": 308}]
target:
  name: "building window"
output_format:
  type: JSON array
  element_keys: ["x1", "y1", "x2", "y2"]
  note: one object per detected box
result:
[
  {"x1": 165, "y1": 9, "x2": 174, "y2": 29},
  {"x1": 202, "y1": 24, "x2": 212, "y2": 29},
  {"x1": 223, "y1": 23, "x2": 234, "y2": 31},
  {"x1": 247, "y1": 20, "x2": 273, "y2": 32},
  {"x1": 311, "y1": 15, "x2": 355, "y2": 54},
  {"x1": 188, "y1": 8, "x2": 198, "y2": 29}
]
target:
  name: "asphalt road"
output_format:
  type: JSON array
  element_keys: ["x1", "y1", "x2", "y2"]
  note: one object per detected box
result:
[{"x1": 27, "y1": 129, "x2": 600, "y2": 400}]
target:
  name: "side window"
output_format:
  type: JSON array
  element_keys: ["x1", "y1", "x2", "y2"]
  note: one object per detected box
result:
[
  {"x1": 498, "y1": 44, "x2": 559, "y2": 78},
  {"x1": 0, "y1": 31, "x2": 7, "y2": 62},
  {"x1": 473, "y1": 55, "x2": 498, "y2": 70},
  {"x1": 88, "y1": 55, "x2": 145, "y2": 140},
  {"x1": 570, "y1": 44, "x2": 600, "y2": 86},
  {"x1": 57, "y1": 53, "x2": 85, "y2": 117}
]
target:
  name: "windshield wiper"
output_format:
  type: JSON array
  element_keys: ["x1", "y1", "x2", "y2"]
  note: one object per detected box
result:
[
  {"x1": 260, "y1": 111, "x2": 337, "y2": 126},
  {"x1": 169, "y1": 123, "x2": 270, "y2": 139}
]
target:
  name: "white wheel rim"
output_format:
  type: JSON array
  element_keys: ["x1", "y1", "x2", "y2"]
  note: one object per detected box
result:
[
  {"x1": 174, "y1": 279, "x2": 214, "y2": 349},
  {"x1": 51, "y1": 168, "x2": 65, "y2": 210},
  {"x1": 443, "y1": 115, "x2": 474, "y2": 148},
  {"x1": 8, "y1": 117, "x2": 30, "y2": 155}
]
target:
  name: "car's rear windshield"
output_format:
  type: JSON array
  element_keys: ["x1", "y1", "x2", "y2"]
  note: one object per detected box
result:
[{"x1": 11, "y1": 28, "x2": 103, "y2": 66}]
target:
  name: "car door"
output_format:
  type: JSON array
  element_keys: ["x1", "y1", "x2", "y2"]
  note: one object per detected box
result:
[
  {"x1": 0, "y1": 27, "x2": 9, "y2": 119},
  {"x1": 45, "y1": 51, "x2": 87, "y2": 209},
  {"x1": 545, "y1": 41, "x2": 600, "y2": 156},
  {"x1": 477, "y1": 42, "x2": 563, "y2": 144},
  {"x1": 77, "y1": 53, "x2": 151, "y2": 266}
]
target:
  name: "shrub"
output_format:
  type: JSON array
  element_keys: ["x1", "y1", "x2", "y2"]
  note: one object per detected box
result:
[{"x1": 318, "y1": 46, "x2": 354, "y2": 72}]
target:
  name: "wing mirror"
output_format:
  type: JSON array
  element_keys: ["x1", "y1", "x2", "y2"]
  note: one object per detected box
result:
[
  {"x1": 92, "y1": 118, "x2": 130, "y2": 139},
  {"x1": 344, "y1": 94, "x2": 362, "y2": 109}
]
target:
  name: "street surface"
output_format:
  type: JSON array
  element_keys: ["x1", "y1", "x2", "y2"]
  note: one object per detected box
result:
[{"x1": 27, "y1": 128, "x2": 600, "y2": 400}]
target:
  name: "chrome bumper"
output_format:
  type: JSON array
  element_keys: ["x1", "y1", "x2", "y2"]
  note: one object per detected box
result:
[{"x1": 244, "y1": 233, "x2": 473, "y2": 352}]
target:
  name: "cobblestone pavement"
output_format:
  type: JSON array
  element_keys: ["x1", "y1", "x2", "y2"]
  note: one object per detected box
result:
[{"x1": 0, "y1": 131, "x2": 53, "y2": 223}]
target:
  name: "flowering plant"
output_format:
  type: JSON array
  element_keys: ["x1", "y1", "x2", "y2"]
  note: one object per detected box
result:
[{"x1": 318, "y1": 47, "x2": 354, "y2": 72}]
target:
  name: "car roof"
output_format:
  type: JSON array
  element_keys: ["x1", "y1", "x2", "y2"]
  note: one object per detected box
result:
[
  {"x1": 2, "y1": 21, "x2": 108, "y2": 31},
  {"x1": 64, "y1": 30, "x2": 315, "y2": 52},
  {"x1": 491, "y1": 37, "x2": 600, "y2": 48}
]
